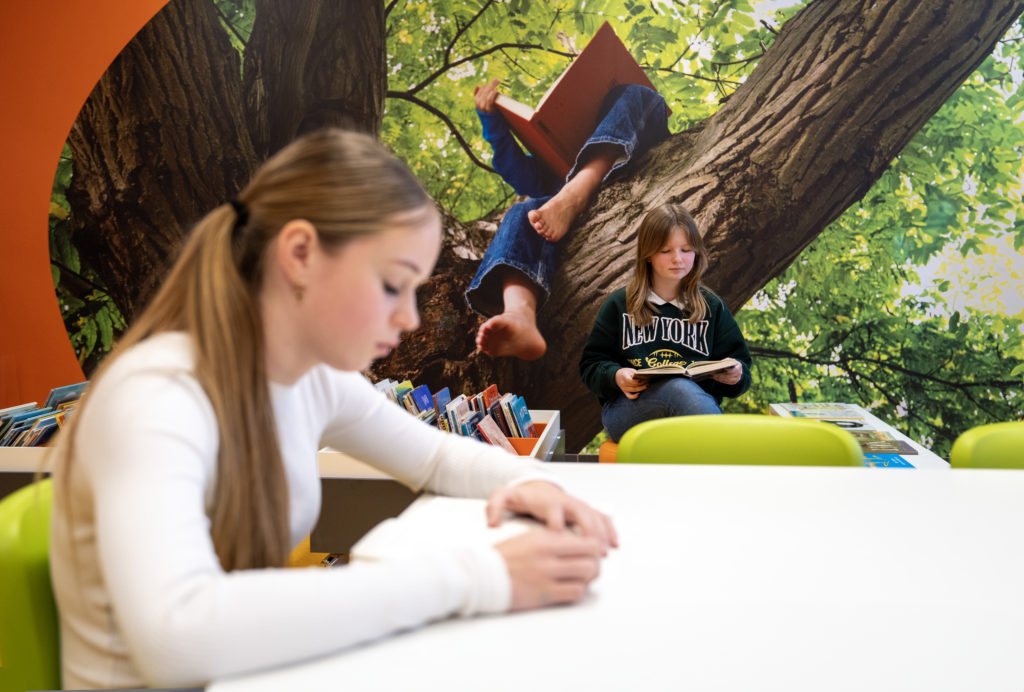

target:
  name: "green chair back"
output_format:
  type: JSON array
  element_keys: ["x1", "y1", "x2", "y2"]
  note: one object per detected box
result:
[
  {"x1": 616, "y1": 414, "x2": 864, "y2": 466},
  {"x1": 0, "y1": 479, "x2": 60, "y2": 692},
  {"x1": 949, "y1": 421, "x2": 1024, "y2": 468}
]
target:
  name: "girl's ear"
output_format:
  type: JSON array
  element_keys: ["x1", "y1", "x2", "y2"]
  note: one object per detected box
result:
[{"x1": 274, "y1": 219, "x2": 318, "y2": 285}]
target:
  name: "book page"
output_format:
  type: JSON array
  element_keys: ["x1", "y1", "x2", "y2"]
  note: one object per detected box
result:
[
  {"x1": 350, "y1": 496, "x2": 538, "y2": 562},
  {"x1": 493, "y1": 93, "x2": 534, "y2": 121}
]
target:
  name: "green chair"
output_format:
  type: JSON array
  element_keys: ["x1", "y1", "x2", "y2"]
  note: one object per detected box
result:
[
  {"x1": 0, "y1": 479, "x2": 60, "y2": 692},
  {"x1": 616, "y1": 414, "x2": 864, "y2": 465},
  {"x1": 949, "y1": 421, "x2": 1024, "y2": 468}
]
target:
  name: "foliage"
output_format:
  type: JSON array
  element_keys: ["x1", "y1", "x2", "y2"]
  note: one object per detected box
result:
[
  {"x1": 49, "y1": 144, "x2": 127, "y2": 375},
  {"x1": 383, "y1": 0, "x2": 802, "y2": 221},
  {"x1": 734, "y1": 16, "x2": 1024, "y2": 458}
]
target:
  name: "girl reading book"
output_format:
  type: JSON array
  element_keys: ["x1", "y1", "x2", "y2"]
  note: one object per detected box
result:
[
  {"x1": 49, "y1": 129, "x2": 615, "y2": 690},
  {"x1": 579, "y1": 203, "x2": 753, "y2": 442},
  {"x1": 466, "y1": 79, "x2": 670, "y2": 360}
]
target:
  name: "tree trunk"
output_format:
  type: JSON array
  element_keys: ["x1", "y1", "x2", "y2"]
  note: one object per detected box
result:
[
  {"x1": 376, "y1": 0, "x2": 1024, "y2": 452},
  {"x1": 243, "y1": 0, "x2": 386, "y2": 159},
  {"x1": 67, "y1": 0, "x2": 257, "y2": 319}
]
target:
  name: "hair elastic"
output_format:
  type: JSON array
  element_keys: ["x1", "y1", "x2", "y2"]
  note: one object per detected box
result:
[{"x1": 229, "y1": 198, "x2": 249, "y2": 235}]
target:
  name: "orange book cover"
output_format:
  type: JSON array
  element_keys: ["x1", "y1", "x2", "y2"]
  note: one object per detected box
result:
[{"x1": 494, "y1": 21, "x2": 659, "y2": 179}]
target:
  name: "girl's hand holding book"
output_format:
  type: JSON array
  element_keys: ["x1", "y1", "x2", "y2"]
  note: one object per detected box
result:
[
  {"x1": 615, "y1": 367, "x2": 648, "y2": 400},
  {"x1": 495, "y1": 529, "x2": 605, "y2": 611},
  {"x1": 486, "y1": 480, "x2": 617, "y2": 551},
  {"x1": 473, "y1": 78, "x2": 500, "y2": 113},
  {"x1": 710, "y1": 363, "x2": 743, "y2": 385}
]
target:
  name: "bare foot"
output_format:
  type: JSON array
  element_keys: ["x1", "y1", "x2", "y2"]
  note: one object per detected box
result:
[
  {"x1": 528, "y1": 186, "x2": 588, "y2": 242},
  {"x1": 476, "y1": 310, "x2": 547, "y2": 360}
]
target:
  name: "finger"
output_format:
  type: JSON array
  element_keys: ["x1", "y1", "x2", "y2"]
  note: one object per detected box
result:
[
  {"x1": 546, "y1": 533, "x2": 603, "y2": 559},
  {"x1": 543, "y1": 501, "x2": 566, "y2": 533},
  {"x1": 486, "y1": 487, "x2": 511, "y2": 527},
  {"x1": 603, "y1": 513, "x2": 620, "y2": 548},
  {"x1": 563, "y1": 503, "x2": 609, "y2": 550},
  {"x1": 551, "y1": 555, "x2": 602, "y2": 582},
  {"x1": 544, "y1": 581, "x2": 588, "y2": 605}
]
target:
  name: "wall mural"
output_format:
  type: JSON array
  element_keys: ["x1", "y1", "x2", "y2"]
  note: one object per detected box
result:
[{"x1": 50, "y1": 0, "x2": 1024, "y2": 455}]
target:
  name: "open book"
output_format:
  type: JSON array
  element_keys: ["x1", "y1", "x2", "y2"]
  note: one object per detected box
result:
[
  {"x1": 350, "y1": 496, "x2": 538, "y2": 562},
  {"x1": 494, "y1": 21, "x2": 659, "y2": 179},
  {"x1": 634, "y1": 357, "x2": 740, "y2": 380}
]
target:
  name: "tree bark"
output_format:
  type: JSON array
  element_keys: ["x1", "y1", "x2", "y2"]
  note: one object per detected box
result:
[
  {"x1": 376, "y1": 0, "x2": 1024, "y2": 452},
  {"x1": 243, "y1": 0, "x2": 386, "y2": 159},
  {"x1": 66, "y1": 0, "x2": 257, "y2": 319}
]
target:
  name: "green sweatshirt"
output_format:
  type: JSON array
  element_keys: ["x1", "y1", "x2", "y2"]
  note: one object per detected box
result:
[{"x1": 579, "y1": 287, "x2": 753, "y2": 404}]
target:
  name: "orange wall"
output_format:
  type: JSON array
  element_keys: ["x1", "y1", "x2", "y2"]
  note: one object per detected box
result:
[{"x1": 0, "y1": 0, "x2": 169, "y2": 407}]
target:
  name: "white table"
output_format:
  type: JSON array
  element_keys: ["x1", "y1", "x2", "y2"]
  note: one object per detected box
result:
[{"x1": 210, "y1": 463, "x2": 1024, "y2": 692}]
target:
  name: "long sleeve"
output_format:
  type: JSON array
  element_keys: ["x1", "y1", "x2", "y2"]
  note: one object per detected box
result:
[
  {"x1": 579, "y1": 290, "x2": 629, "y2": 403},
  {"x1": 50, "y1": 334, "x2": 553, "y2": 690},
  {"x1": 477, "y1": 109, "x2": 562, "y2": 198},
  {"x1": 700, "y1": 293, "x2": 753, "y2": 400}
]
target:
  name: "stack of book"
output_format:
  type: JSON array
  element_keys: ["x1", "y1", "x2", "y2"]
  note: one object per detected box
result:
[
  {"x1": 0, "y1": 381, "x2": 88, "y2": 447},
  {"x1": 374, "y1": 379, "x2": 537, "y2": 455}
]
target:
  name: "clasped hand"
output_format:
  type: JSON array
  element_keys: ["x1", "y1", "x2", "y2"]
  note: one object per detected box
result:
[{"x1": 487, "y1": 480, "x2": 617, "y2": 611}]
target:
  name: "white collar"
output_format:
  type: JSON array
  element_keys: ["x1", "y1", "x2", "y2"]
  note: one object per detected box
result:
[{"x1": 647, "y1": 290, "x2": 685, "y2": 311}]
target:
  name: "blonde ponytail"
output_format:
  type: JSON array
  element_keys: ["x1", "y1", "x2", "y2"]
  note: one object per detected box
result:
[{"x1": 58, "y1": 129, "x2": 431, "y2": 570}]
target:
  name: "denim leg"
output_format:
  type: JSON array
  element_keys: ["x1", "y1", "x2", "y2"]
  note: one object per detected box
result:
[
  {"x1": 464, "y1": 197, "x2": 560, "y2": 317},
  {"x1": 601, "y1": 377, "x2": 722, "y2": 442},
  {"x1": 567, "y1": 84, "x2": 670, "y2": 183}
]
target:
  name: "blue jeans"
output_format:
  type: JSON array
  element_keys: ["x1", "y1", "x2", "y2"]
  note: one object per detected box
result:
[
  {"x1": 601, "y1": 377, "x2": 722, "y2": 442},
  {"x1": 465, "y1": 84, "x2": 670, "y2": 317}
]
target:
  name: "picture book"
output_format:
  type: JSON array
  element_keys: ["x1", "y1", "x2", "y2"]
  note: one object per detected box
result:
[
  {"x1": 508, "y1": 395, "x2": 536, "y2": 438},
  {"x1": 493, "y1": 21, "x2": 659, "y2": 179},
  {"x1": 409, "y1": 384, "x2": 434, "y2": 415},
  {"x1": 849, "y1": 430, "x2": 917, "y2": 455},
  {"x1": 488, "y1": 399, "x2": 513, "y2": 438},
  {"x1": 445, "y1": 395, "x2": 469, "y2": 433},
  {"x1": 773, "y1": 402, "x2": 866, "y2": 418},
  {"x1": 481, "y1": 383, "x2": 501, "y2": 410},
  {"x1": 44, "y1": 380, "x2": 88, "y2": 409},
  {"x1": 499, "y1": 393, "x2": 521, "y2": 437},
  {"x1": 432, "y1": 387, "x2": 452, "y2": 431},
  {"x1": 475, "y1": 414, "x2": 518, "y2": 454},
  {"x1": 459, "y1": 410, "x2": 485, "y2": 441},
  {"x1": 634, "y1": 357, "x2": 740, "y2": 381},
  {"x1": 863, "y1": 453, "x2": 915, "y2": 469}
]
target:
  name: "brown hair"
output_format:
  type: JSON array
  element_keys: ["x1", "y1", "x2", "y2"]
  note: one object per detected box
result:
[
  {"x1": 625, "y1": 203, "x2": 709, "y2": 326},
  {"x1": 57, "y1": 129, "x2": 432, "y2": 570}
]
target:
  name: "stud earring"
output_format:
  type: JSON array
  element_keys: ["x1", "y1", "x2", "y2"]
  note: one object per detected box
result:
[{"x1": 293, "y1": 283, "x2": 305, "y2": 301}]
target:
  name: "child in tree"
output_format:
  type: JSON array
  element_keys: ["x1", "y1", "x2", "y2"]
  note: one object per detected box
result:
[
  {"x1": 579, "y1": 203, "x2": 752, "y2": 442},
  {"x1": 50, "y1": 129, "x2": 615, "y2": 690},
  {"x1": 466, "y1": 78, "x2": 670, "y2": 360}
]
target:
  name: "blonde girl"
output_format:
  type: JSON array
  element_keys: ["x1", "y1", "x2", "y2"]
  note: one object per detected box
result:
[
  {"x1": 51, "y1": 129, "x2": 615, "y2": 690},
  {"x1": 579, "y1": 203, "x2": 752, "y2": 442}
]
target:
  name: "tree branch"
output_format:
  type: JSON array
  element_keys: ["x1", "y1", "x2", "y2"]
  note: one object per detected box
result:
[
  {"x1": 386, "y1": 90, "x2": 495, "y2": 173},
  {"x1": 750, "y1": 346, "x2": 1021, "y2": 389},
  {"x1": 444, "y1": 0, "x2": 495, "y2": 67},
  {"x1": 406, "y1": 42, "x2": 575, "y2": 97}
]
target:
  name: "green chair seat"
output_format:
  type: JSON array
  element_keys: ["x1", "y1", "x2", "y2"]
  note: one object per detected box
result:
[
  {"x1": 949, "y1": 421, "x2": 1024, "y2": 468},
  {"x1": 616, "y1": 414, "x2": 863, "y2": 466},
  {"x1": 0, "y1": 479, "x2": 60, "y2": 692}
]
